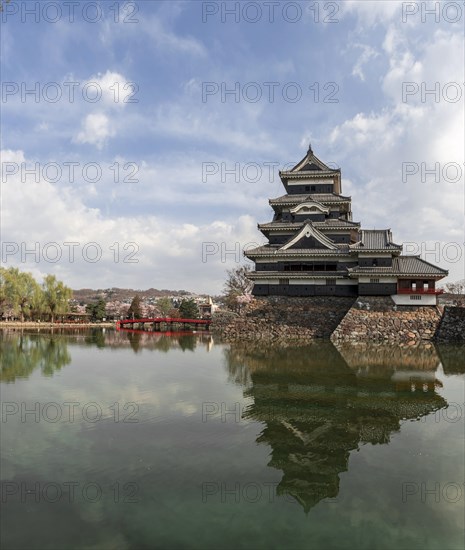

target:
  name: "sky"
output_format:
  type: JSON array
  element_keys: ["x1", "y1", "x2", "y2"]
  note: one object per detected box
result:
[{"x1": 0, "y1": 0, "x2": 464, "y2": 293}]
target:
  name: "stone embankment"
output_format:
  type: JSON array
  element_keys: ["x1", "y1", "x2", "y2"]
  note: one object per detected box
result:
[
  {"x1": 212, "y1": 296, "x2": 355, "y2": 343},
  {"x1": 435, "y1": 306, "x2": 465, "y2": 342},
  {"x1": 212, "y1": 296, "x2": 465, "y2": 343},
  {"x1": 331, "y1": 296, "x2": 442, "y2": 344}
]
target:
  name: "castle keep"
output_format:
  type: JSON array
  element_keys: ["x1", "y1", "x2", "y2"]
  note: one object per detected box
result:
[{"x1": 245, "y1": 146, "x2": 447, "y2": 305}]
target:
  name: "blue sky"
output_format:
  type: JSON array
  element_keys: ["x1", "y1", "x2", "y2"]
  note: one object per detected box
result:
[{"x1": 1, "y1": 1, "x2": 464, "y2": 293}]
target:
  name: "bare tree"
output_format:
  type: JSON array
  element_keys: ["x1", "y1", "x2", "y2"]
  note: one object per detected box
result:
[
  {"x1": 223, "y1": 264, "x2": 253, "y2": 311},
  {"x1": 444, "y1": 280, "x2": 465, "y2": 306}
]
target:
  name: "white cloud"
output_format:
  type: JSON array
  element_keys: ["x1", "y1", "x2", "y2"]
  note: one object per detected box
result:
[
  {"x1": 99, "y1": 14, "x2": 206, "y2": 58},
  {"x1": 1, "y1": 149, "x2": 260, "y2": 293},
  {"x1": 326, "y1": 21, "x2": 464, "y2": 283},
  {"x1": 75, "y1": 112, "x2": 115, "y2": 149},
  {"x1": 87, "y1": 70, "x2": 136, "y2": 108},
  {"x1": 351, "y1": 44, "x2": 379, "y2": 81},
  {"x1": 72, "y1": 70, "x2": 136, "y2": 148},
  {"x1": 150, "y1": 102, "x2": 276, "y2": 153},
  {"x1": 343, "y1": 1, "x2": 403, "y2": 27}
]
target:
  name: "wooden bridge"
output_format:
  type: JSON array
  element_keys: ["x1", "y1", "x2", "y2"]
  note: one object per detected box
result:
[{"x1": 116, "y1": 317, "x2": 211, "y2": 332}]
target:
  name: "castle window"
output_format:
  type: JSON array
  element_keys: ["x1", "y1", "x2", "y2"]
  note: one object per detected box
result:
[
  {"x1": 279, "y1": 278, "x2": 289, "y2": 285},
  {"x1": 370, "y1": 278, "x2": 380, "y2": 283},
  {"x1": 410, "y1": 295, "x2": 422, "y2": 301}
]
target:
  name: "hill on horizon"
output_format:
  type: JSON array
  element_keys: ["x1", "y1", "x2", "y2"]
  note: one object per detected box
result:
[{"x1": 72, "y1": 287, "x2": 197, "y2": 304}]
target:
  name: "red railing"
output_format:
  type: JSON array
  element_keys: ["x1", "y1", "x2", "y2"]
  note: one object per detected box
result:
[{"x1": 397, "y1": 288, "x2": 444, "y2": 295}]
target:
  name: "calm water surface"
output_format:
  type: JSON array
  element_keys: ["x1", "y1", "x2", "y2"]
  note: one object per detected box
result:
[{"x1": 0, "y1": 329, "x2": 464, "y2": 550}]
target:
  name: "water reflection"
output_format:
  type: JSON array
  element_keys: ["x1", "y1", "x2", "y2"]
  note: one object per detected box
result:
[
  {"x1": 224, "y1": 342, "x2": 449, "y2": 513},
  {"x1": 0, "y1": 330, "x2": 214, "y2": 382},
  {"x1": 0, "y1": 333, "x2": 72, "y2": 383},
  {"x1": 436, "y1": 344, "x2": 465, "y2": 375}
]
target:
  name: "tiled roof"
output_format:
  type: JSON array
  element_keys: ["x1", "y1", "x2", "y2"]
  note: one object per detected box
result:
[
  {"x1": 258, "y1": 220, "x2": 360, "y2": 230},
  {"x1": 348, "y1": 256, "x2": 448, "y2": 276},
  {"x1": 269, "y1": 193, "x2": 351, "y2": 205},
  {"x1": 394, "y1": 256, "x2": 448, "y2": 275},
  {"x1": 245, "y1": 244, "x2": 350, "y2": 257},
  {"x1": 350, "y1": 229, "x2": 402, "y2": 251}
]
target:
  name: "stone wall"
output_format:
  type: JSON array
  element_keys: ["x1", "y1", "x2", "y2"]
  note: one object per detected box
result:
[
  {"x1": 212, "y1": 296, "x2": 465, "y2": 344},
  {"x1": 331, "y1": 296, "x2": 442, "y2": 343},
  {"x1": 434, "y1": 306, "x2": 465, "y2": 342},
  {"x1": 211, "y1": 296, "x2": 355, "y2": 342}
]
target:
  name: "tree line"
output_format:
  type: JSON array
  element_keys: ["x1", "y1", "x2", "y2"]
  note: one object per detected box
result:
[
  {"x1": 125, "y1": 295, "x2": 200, "y2": 320},
  {"x1": 0, "y1": 267, "x2": 72, "y2": 322}
]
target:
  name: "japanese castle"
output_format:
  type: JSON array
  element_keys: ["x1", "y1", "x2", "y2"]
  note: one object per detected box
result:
[{"x1": 245, "y1": 145, "x2": 448, "y2": 305}]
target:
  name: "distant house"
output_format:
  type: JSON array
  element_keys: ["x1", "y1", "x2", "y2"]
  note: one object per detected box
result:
[
  {"x1": 198, "y1": 297, "x2": 218, "y2": 318},
  {"x1": 245, "y1": 145, "x2": 448, "y2": 305}
]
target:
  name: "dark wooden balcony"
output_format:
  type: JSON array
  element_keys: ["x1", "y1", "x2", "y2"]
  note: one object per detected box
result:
[{"x1": 397, "y1": 288, "x2": 444, "y2": 295}]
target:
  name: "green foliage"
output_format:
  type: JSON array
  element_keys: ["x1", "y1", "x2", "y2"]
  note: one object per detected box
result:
[
  {"x1": 86, "y1": 298, "x2": 107, "y2": 322},
  {"x1": 156, "y1": 297, "x2": 172, "y2": 317},
  {"x1": 1, "y1": 333, "x2": 71, "y2": 383},
  {"x1": 0, "y1": 267, "x2": 68, "y2": 321},
  {"x1": 43, "y1": 274, "x2": 73, "y2": 322},
  {"x1": 178, "y1": 299, "x2": 199, "y2": 319},
  {"x1": 0, "y1": 268, "x2": 7, "y2": 316},
  {"x1": 127, "y1": 295, "x2": 142, "y2": 319}
]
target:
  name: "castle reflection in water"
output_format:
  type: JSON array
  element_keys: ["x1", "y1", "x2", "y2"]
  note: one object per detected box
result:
[
  {"x1": 224, "y1": 340, "x2": 463, "y2": 513},
  {"x1": 1, "y1": 329, "x2": 463, "y2": 513}
]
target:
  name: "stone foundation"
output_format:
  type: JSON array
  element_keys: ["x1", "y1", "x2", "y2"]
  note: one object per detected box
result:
[
  {"x1": 212, "y1": 296, "x2": 465, "y2": 343},
  {"x1": 435, "y1": 306, "x2": 465, "y2": 342},
  {"x1": 331, "y1": 296, "x2": 442, "y2": 343},
  {"x1": 212, "y1": 296, "x2": 355, "y2": 342}
]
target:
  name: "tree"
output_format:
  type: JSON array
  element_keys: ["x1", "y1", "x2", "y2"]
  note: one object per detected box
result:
[
  {"x1": 0, "y1": 267, "x2": 8, "y2": 318},
  {"x1": 43, "y1": 274, "x2": 73, "y2": 323},
  {"x1": 178, "y1": 299, "x2": 199, "y2": 319},
  {"x1": 29, "y1": 281, "x2": 46, "y2": 321},
  {"x1": 86, "y1": 298, "x2": 107, "y2": 321},
  {"x1": 444, "y1": 280, "x2": 465, "y2": 306},
  {"x1": 127, "y1": 295, "x2": 142, "y2": 319},
  {"x1": 4, "y1": 268, "x2": 40, "y2": 322},
  {"x1": 223, "y1": 264, "x2": 253, "y2": 312},
  {"x1": 168, "y1": 307, "x2": 180, "y2": 318},
  {"x1": 156, "y1": 297, "x2": 172, "y2": 317}
]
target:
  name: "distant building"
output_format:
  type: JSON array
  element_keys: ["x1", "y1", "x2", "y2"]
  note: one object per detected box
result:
[
  {"x1": 245, "y1": 145, "x2": 448, "y2": 305},
  {"x1": 198, "y1": 296, "x2": 218, "y2": 318}
]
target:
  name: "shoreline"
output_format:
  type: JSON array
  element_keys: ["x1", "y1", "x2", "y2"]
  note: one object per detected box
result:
[{"x1": 0, "y1": 321, "x2": 116, "y2": 329}]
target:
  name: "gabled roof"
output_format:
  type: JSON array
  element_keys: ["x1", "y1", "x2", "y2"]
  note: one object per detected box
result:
[
  {"x1": 279, "y1": 145, "x2": 342, "y2": 194},
  {"x1": 350, "y1": 230, "x2": 402, "y2": 252},
  {"x1": 282, "y1": 144, "x2": 339, "y2": 174},
  {"x1": 279, "y1": 223, "x2": 338, "y2": 251}
]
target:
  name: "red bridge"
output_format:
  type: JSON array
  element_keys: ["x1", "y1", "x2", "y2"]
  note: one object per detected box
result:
[{"x1": 116, "y1": 317, "x2": 211, "y2": 331}]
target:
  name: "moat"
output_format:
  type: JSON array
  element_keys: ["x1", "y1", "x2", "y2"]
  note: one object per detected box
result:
[{"x1": 1, "y1": 329, "x2": 464, "y2": 550}]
